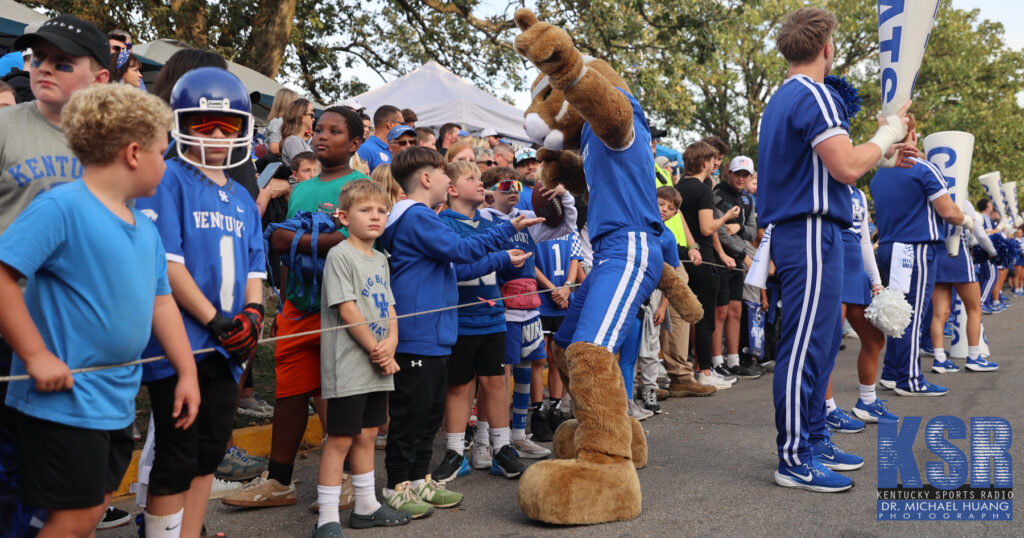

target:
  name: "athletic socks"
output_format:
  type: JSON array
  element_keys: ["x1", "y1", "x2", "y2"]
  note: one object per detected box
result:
[
  {"x1": 475, "y1": 421, "x2": 490, "y2": 447},
  {"x1": 351, "y1": 471, "x2": 380, "y2": 516},
  {"x1": 968, "y1": 345, "x2": 981, "y2": 360},
  {"x1": 445, "y1": 432, "x2": 465, "y2": 455},
  {"x1": 859, "y1": 384, "x2": 876, "y2": 405},
  {"x1": 144, "y1": 508, "x2": 183, "y2": 538},
  {"x1": 825, "y1": 398, "x2": 837, "y2": 413},
  {"x1": 548, "y1": 397, "x2": 561, "y2": 411},
  {"x1": 267, "y1": 460, "x2": 294, "y2": 485},
  {"x1": 934, "y1": 348, "x2": 947, "y2": 362},
  {"x1": 511, "y1": 364, "x2": 531, "y2": 436},
  {"x1": 712, "y1": 355, "x2": 724, "y2": 368},
  {"x1": 490, "y1": 426, "x2": 511, "y2": 452},
  {"x1": 725, "y1": 354, "x2": 740, "y2": 368},
  {"x1": 316, "y1": 484, "x2": 342, "y2": 527}
]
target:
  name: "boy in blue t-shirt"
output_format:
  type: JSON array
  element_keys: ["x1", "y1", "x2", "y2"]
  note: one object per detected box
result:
[
  {"x1": 0, "y1": 85, "x2": 200, "y2": 536},
  {"x1": 377, "y1": 147, "x2": 542, "y2": 509},
  {"x1": 134, "y1": 68, "x2": 267, "y2": 535}
]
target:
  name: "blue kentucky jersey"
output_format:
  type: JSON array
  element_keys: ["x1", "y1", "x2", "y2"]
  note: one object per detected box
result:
[
  {"x1": 536, "y1": 232, "x2": 583, "y2": 316},
  {"x1": 844, "y1": 187, "x2": 868, "y2": 240},
  {"x1": 869, "y1": 158, "x2": 948, "y2": 245},
  {"x1": 580, "y1": 89, "x2": 662, "y2": 243},
  {"x1": 439, "y1": 208, "x2": 509, "y2": 335},
  {"x1": 757, "y1": 74, "x2": 853, "y2": 228},
  {"x1": 135, "y1": 157, "x2": 267, "y2": 382}
]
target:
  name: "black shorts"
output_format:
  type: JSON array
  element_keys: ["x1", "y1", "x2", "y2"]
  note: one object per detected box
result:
[
  {"x1": 717, "y1": 266, "x2": 744, "y2": 306},
  {"x1": 17, "y1": 412, "x2": 133, "y2": 509},
  {"x1": 145, "y1": 354, "x2": 238, "y2": 496},
  {"x1": 325, "y1": 391, "x2": 389, "y2": 436},
  {"x1": 448, "y1": 332, "x2": 506, "y2": 386},
  {"x1": 540, "y1": 316, "x2": 563, "y2": 334}
]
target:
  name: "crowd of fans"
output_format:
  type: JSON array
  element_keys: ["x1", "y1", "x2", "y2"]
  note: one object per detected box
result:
[{"x1": 0, "y1": 11, "x2": 1020, "y2": 538}]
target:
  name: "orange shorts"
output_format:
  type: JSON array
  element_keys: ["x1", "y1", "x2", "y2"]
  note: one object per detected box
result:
[{"x1": 273, "y1": 299, "x2": 322, "y2": 399}]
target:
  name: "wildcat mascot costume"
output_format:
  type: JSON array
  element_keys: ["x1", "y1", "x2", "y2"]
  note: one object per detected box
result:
[{"x1": 513, "y1": 8, "x2": 703, "y2": 525}]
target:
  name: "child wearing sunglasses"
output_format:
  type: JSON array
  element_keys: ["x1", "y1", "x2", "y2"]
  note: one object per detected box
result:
[
  {"x1": 134, "y1": 67, "x2": 267, "y2": 537},
  {"x1": 479, "y1": 166, "x2": 577, "y2": 455}
]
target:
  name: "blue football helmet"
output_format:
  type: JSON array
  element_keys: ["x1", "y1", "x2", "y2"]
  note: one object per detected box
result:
[{"x1": 170, "y1": 67, "x2": 254, "y2": 169}]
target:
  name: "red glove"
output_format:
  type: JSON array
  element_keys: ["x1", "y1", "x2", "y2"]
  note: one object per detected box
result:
[{"x1": 208, "y1": 303, "x2": 264, "y2": 364}]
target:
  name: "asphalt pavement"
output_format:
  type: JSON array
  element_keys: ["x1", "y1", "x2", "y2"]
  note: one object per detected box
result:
[{"x1": 108, "y1": 301, "x2": 1022, "y2": 537}]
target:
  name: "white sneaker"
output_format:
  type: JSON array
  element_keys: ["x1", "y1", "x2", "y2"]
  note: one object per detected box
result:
[
  {"x1": 628, "y1": 399, "x2": 653, "y2": 421},
  {"x1": 510, "y1": 437, "x2": 551, "y2": 459},
  {"x1": 208, "y1": 477, "x2": 242, "y2": 500},
  {"x1": 470, "y1": 441, "x2": 492, "y2": 469},
  {"x1": 697, "y1": 371, "x2": 733, "y2": 389}
]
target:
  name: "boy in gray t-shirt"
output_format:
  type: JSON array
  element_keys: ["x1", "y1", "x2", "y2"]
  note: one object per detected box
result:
[{"x1": 316, "y1": 179, "x2": 413, "y2": 534}]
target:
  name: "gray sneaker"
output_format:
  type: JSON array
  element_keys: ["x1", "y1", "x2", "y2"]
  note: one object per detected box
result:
[
  {"x1": 239, "y1": 394, "x2": 274, "y2": 418},
  {"x1": 216, "y1": 445, "x2": 267, "y2": 481},
  {"x1": 628, "y1": 399, "x2": 653, "y2": 421},
  {"x1": 510, "y1": 437, "x2": 551, "y2": 459}
]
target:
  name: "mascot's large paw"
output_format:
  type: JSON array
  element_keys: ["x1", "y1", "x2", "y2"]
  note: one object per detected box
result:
[
  {"x1": 513, "y1": 9, "x2": 584, "y2": 82},
  {"x1": 518, "y1": 455, "x2": 641, "y2": 525},
  {"x1": 537, "y1": 148, "x2": 587, "y2": 195},
  {"x1": 659, "y1": 262, "x2": 703, "y2": 323},
  {"x1": 552, "y1": 418, "x2": 648, "y2": 469}
]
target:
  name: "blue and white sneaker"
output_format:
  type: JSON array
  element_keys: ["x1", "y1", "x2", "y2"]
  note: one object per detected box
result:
[
  {"x1": 878, "y1": 378, "x2": 896, "y2": 390},
  {"x1": 999, "y1": 292, "x2": 1009, "y2": 303},
  {"x1": 852, "y1": 398, "x2": 898, "y2": 423},
  {"x1": 774, "y1": 459, "x2": 853, "y2": 492},
  {"x1": 811, "y1": 437, "x2": 864, "y2": 471},
  {"x1": 825, "y1": 408, "x2": 865, "y2": 434},
  {"x1": 920, "y1": 346, "x2": 934, "y2": 357},
  {"x1": 993, "y1": 301, "x2": 1009, "y2": 312},
  {"x1": 965, "y1": 356, "x2": 999, "y2": 372},
  {"x1": 1014, "y1": 289, "x2": 1024, "y2": 297},
  {"x1": 894, "y1": 380, "x2": 948, "y2": 397},
  {"x1": 981, "y1": 304, "x2": 996, "y2": 315},
  {"x1": 931, "y1": 357, "x2": 960, "y2": 373}
]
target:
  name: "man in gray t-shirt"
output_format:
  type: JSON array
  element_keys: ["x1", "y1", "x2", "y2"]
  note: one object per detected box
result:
[{"x1": 320, "y1": 240, "x2": 395, "y2": 398}]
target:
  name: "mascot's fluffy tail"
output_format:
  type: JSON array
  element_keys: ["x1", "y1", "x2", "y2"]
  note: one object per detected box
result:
[{"x1": 659, "y1": 262, "x2": 703, "y2": 323}]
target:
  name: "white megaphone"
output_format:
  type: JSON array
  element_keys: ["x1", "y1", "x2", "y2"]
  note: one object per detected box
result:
[
  {"x1": 924, "y1": 131, "x2": 974, "y2": 257},
  {"x1": 878, "y1": 0, "x2": 941, "y2": 116},
  {"x1": 979, "y1": 172, "x2": 1006, "y2": 229},
  {"x1": 1000, "y1": 181, "x2": 1019, "y2": 227},
  {"x1": 949, "y1": 292, "x2": 967, "y2": 359}
]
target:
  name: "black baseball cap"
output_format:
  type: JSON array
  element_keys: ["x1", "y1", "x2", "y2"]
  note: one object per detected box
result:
[{"x1": 14, "y1": 15, "x2": 110, "y2": 68}]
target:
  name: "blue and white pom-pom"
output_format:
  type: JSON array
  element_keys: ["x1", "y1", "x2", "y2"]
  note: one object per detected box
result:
[
  {"x1": 865, "y1": 287, "x2": 914, "y2": 337},
  {"x1": 824, "y1": 75, "x2": 863, "y2": 120}
]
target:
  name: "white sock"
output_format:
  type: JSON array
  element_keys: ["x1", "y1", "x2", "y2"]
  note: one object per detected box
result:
[
  {"x1": 968, "y1": 346, "x2": 981, "y2": 360},
  {"x1": 711, "y1": 355, "x2": 724, "y2": 367},
  {"x1": 725, "y1": 354, "x2": 740, "y2": 368},
  {"x1": 144, "y1": 508, "x2": 183, "y2": 538},
  {"x1": 490, "y1": 426, "x2": 511, "y2": 451},
  {"x1": 411, "y1": 478, "x2": 425, "y2": 489},
  {"x1": 445, "y1": 432, "x2": 465, "y2": 455},
  {"x1": 825, "y1": 398, "x2": 837, "y2": 413},
  {"x1": 859, "y1": 384, "x2": 876, "y2": 405},
  {"x1": 934, "y1": 348, "x2": 947, "y2": 362},
  {"x1": 475, "y1": 421, "x2": 490, "y2": 445},
  {"x1": 351, "y1": 471, "x2": 380, "y2": 516},
  {"x1": 316, "y1": 484, "x2": 341, "y2": 527},
  {"x1": 510, "y1": 427, "x2": 526, "y2": 441}
]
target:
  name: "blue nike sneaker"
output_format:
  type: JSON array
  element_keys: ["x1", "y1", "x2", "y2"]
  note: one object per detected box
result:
[
  {"x1": 774, "y1": 459, "x2": 853, "y2": 493},
  {"x1": 981, "y1": 304, "x2": 995, "y2": 315},
  {"x1": 852, "y1": 398, "x2": 898, "y2": 423},
  {"x1": 811, "y1": 437, "x2": 864, "y2": 471},
  {"x1": 894, "y1": 379, "x2": 948, "y2": 397},
  {"x1": 964, "y1": 356, "x2": 999, "y2": 372},
  {"x1": 931, "y1": 357, "x2": 960, "y2": 373},
  {"x1": 825, "y1": 408, "x2": 865, "y2": 434},
  {"x1": 431, "y1": 450, "x2": 471, "y2": 483}
]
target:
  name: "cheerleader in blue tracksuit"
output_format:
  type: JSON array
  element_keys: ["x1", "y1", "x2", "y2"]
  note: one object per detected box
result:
[
  {"x1": 870, "y1": 128, "x2": 970, "y2": 397},
  {"x1": 975, "y1": 201, "x2": 1001, "y2": 312},
  {"x1": 824, "y1": 186, "x2": 893, "y2": 432}
]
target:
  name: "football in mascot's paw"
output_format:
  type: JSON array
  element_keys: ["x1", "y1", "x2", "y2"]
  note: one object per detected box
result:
[{"x1": 531, "y1": 187, "x2": 564, "y2": 227}]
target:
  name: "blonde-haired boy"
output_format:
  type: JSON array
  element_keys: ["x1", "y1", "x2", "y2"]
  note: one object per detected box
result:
[
  {"x1": 316, "y1": 179, "x2": 412, "y2": 533},
  {"x1": 0, "y1": 83, "x2": 200, "y2": 536}
]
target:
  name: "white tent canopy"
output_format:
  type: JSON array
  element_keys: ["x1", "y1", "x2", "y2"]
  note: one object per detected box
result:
[{"x1": 353, "y1": 61, "x2": 528, "y2": 143}]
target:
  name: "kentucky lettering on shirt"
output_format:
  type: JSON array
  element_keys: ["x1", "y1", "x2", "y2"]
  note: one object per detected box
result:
[
  {"x1": 191, "y1": 211, "x2": 246, "y2": 237},
  {"x1": 8, "y1": 155, "x2": 83, "y2": 187}
]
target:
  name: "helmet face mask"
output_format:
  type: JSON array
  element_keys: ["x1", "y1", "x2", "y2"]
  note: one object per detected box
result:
[{"x1": 169, "y1": 68, "x2": 254, "y2": 169}]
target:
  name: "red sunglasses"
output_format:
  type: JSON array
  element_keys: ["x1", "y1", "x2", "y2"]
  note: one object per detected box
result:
[{"x1": 183, "y1": 113, "x2": 244, "y2": 135}]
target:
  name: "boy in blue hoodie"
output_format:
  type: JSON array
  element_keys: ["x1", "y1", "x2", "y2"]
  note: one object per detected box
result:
[
  {"x1": 435, "y1": 160, "x2": 532, "y2": 481},
  {"x1": 377, "y1": 147, "x2": 542, "y2": 511}
]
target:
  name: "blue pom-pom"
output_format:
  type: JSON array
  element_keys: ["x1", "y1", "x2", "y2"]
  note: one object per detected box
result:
[
  {"x1": 824, "y1": 75, "x2": 862, "y2": 120},
  {"x1": 989, "y1": 233, "x2": 1017, "y2": 267}
]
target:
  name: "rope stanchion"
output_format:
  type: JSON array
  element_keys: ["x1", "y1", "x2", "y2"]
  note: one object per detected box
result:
[{"x1": 0, "y1": 283, "x2": 581, "y2": 383}]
